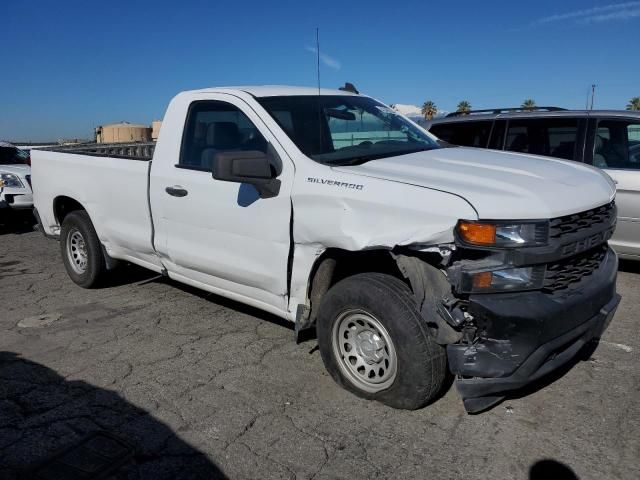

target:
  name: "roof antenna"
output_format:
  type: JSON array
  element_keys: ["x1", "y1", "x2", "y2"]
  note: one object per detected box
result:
[
  {"x1": 316, "y1": 27, "x2": 321, "y2": 96},
  {"x1": 316, "y1": 27, "x2": 323, "y2": 153},
  {"x1": 585, "y1": 85, "x2": 590, "y2": 110}
]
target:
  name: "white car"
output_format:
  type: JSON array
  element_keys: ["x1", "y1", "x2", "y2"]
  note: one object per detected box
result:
[
  {"x1": 0, "y1": 142, "x2": 33, "y2": 211},
  {"x1": 32, "y1": 86, "x2": 620, "y2": 413}
]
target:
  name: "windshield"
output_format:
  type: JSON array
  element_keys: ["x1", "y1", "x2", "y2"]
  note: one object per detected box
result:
[{"x1": 257, "y1": 95, "x2": 440, "y2": 165}]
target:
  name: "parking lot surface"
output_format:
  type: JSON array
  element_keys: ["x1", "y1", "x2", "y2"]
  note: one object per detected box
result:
[{"x1": 0, "y1": 224, "x2": 639, "y2": 479}]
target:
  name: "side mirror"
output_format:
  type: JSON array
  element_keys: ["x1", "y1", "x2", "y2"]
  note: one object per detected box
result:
[{"x1": 212, "y1": 150, "x2": 281, "y2": 198}]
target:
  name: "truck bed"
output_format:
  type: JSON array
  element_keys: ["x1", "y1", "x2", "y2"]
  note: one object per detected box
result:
[
  {"x1": 31, "y1": 147, "x2": 162, "y2": 272},
  {"x1": 39, "y1": 142, "x2": 155, "y2": 160}
]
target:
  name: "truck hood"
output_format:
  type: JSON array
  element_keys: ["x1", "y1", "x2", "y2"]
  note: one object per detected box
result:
[
  {"x1": 0, "y1": 164, "x2": 31, "y2": 177},
  {"x1": 334, "y1": 147, "x2": 616, "y2": 219}
]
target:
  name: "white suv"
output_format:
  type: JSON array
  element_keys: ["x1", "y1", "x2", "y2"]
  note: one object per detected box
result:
[
  {"x1": 0, "y1": 142, "x2": 33, "y2": 212},
  {"x1": 428, "y1": 109, "x2": 640, "y2": 260}
]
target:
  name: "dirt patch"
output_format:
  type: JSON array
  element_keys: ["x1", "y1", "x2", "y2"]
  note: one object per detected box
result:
[{"x1": 17, "y1": 313, "x2": 62, "y2": 328}]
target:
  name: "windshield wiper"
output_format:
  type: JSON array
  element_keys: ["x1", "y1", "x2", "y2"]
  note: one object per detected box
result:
[{"x1": 329, "y1": 146, "x2": 437, "y2": 166}]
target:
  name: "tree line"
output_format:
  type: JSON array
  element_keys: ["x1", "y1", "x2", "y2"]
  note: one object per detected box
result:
[{"x1": 417, "y1": 97, "x2": 640, "y2": 120}]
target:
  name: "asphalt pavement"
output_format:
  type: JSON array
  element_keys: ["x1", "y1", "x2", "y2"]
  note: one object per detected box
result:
[{"x1": 0, "y1": 220, "x2": 638, "y2": 479}]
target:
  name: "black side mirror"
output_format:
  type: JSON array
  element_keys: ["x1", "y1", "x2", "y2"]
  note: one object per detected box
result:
[{"x1": 212, "y1": 150, "x2": 281, "y2": 198}]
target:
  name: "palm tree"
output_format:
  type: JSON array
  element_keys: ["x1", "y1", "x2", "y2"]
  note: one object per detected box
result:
[
  {"x1": 627, "y1": 97, "x2": 640, "y2": 111},
  {"x1": 521, "y1": 99, "x2": 537, "y2": 111},
  {"x1": 421, "y1": 101, "x2": 438, "y2": 120},
  {"x1": 456, "y1": 101, "x2": 472, "y2": 114}
]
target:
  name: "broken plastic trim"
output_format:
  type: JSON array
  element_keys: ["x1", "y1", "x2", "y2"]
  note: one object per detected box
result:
[{"x1": 392, "y1": 253, "x2": 463, "y2": 345}]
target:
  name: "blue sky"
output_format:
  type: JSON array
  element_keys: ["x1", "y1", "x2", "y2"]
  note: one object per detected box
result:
[{"x1": 1, "y1": 0, "x2": 639, "y2": 141}]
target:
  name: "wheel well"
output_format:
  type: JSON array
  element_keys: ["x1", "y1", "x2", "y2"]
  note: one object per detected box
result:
[
  {"x1": 304, "y1": 248, "x2": 408, "y2": 325},
  {"x1": 53, "y1": 196, "x2": 85, "y2": 225},
  {"x1": 325, "y1": 249, "x2": 405, "y2": 287}
]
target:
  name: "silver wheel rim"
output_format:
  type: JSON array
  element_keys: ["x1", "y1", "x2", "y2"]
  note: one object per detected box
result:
[
  {"x1": 66, "y1": 228, "x2": 88, "y2": 274},
  {"x1": 331, "y1": 309, "x2": 397, "y2": 393}
]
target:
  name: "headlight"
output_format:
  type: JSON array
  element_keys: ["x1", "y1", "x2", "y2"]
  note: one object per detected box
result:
[
  {"x1": 0, "y1": 173, "x2": 24, "y2": 188},
  {"x1": 460, "y1": 265, "x2": 546, "y2": 293},
  {"x1": 456, "y1": 220, "x2": 548, "y2": 247}
]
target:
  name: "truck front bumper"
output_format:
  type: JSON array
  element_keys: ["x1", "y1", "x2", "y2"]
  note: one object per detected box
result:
[{"x1": 447, "y1": 246, "x2": 620, "y2": 413}]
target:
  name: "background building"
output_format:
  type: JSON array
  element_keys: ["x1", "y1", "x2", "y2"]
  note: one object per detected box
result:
[
  {"x1": 151, "y1": 121, "x2": 162, "y2": 141},
  {"x1": 95, "y1": 122, "x2": 152, "y2": 143}
]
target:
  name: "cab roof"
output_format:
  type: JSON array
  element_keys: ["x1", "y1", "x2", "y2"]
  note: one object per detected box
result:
[{"x1": 187, "y1": 85, "x2": 360, "y2": 97}]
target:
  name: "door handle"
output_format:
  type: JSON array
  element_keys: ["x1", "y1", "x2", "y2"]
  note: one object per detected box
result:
[{"x1": 165, "y1": 186, "x2": 188, "y2": 197}]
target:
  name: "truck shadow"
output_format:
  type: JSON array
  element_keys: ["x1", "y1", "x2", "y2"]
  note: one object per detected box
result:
[
  {"x1": 102, "y1": 263, "x2": 166, "y2": 288},
  {"x1": 101, "y1": 264, "x2": 295, "y2": 334},
  {"x1": 0, "y1": 351, "x2": 227, "y2": 479},
  {"x1": 161, "y1": 276, "x2": 297, "y2": 333}
]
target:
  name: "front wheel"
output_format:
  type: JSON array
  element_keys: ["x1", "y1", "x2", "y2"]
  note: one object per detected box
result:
[
  {"x1": 60, "y1": 210, "x2": 106, "y2": 288},
  {"x1": 317, "y1": 273, "x2": 447, "y2": 410}
]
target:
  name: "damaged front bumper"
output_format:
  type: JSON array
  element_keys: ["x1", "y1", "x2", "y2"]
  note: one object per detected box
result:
[{"x1": 447, "y1": 246, "x2": 620, "y2": 413}]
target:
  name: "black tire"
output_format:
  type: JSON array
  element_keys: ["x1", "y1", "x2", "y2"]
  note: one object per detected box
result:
[
  {"x1": 60, "y1": 210, "x2": 106, "y2": 288},
  {"x1": 316, "y1": 273, "x2": 447, "y2": 410}
]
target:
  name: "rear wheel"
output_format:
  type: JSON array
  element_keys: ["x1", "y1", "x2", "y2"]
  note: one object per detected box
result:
[
  {"x1": 317, "y1": 273, "x2": 447, "y2": 410},
  {"x1": 60, "y1": 210, "x2": 106, "y2": 288}
]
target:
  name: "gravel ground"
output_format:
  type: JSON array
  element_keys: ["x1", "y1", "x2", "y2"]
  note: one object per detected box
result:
[{"x1": 0, "y1": 219, "x2": 639, "y2": 479}]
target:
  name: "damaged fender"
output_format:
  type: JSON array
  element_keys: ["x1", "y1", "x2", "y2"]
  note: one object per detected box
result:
[
  {"x1": 393, "y1": 254, "x2": 463, "y2": 345},
  {"x1": 290, "y1": 163, "x2": 477, "y2": 252},
  {"x1": 287, "y1": 163, "x2": 477, "y2": 321}
]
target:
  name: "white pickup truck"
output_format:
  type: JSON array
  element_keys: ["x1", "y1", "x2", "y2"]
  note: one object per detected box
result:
[{"x1": 33, "y1": 86, "x2": 620, "y2": 413}]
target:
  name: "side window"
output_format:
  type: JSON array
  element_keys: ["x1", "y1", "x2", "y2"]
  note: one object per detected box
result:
[
  {"x1": 594, "y1": 120, "x2": 640, "y2": 169},
  {"x1": 505, "y1": 124, "x2": 530, "y2": 153},
  {"x1": 547, "y1": 122, "x2": 579, "y2": 160},
  {"x1": 180, "y1": 101, "x2": 268, "y2": 170},
  {"x1": 428, "y1": 124, "x2": 455, "y2": 142},
  {"x1": 505, "y1": 118, "x2": 579, "y2": 160},
  {"x1": 630, "y1": 123, "x2": 640, "y2": 164},
  {"x1": 488, "y1": 120, "x2": 506, "y2": 150},
  {"x1": 430, "y1": 121, "x2": 492, "y2": 147}
]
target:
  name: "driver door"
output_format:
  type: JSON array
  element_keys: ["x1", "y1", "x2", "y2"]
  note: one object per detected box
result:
[{"x1": 150, "y1": 94, "x2": 294, "y2": 313}]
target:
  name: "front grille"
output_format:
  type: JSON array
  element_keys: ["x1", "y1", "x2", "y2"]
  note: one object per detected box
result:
[
  {"x1": 25, "y1": 175, "x2": 32, "y2": 188},
  {"x1": 543, "y1": 245, "x2": 608, "y2": 292},
  {"x1": 549, "y1": 201, "x2": 615, "y2": 239}
]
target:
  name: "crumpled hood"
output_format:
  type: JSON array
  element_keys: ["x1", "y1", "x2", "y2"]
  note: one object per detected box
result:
[
  {"x1": 0, "y1": 164, "x2": 31, "y2": 177},
  {"x1": 334, "y1": 147, "x2": 616, "y2": 219}
]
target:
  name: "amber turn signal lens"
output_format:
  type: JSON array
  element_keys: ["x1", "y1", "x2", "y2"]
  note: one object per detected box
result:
[
  {"x1": 458, "y1": 222, "x2": 497, "y2": 245},
  {"x1": 472, "y1": 271, "x2": 493, "y2": 289}
]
